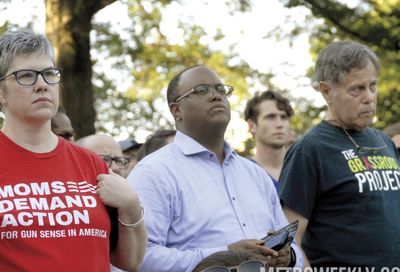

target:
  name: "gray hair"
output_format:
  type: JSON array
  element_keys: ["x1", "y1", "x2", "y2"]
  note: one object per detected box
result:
[
  {"x1": 314, "y1": 40, "x2": 380, "y2": 87},
  {"x1": 0, "y1": 30, "x2": 55, "y2": 77}
]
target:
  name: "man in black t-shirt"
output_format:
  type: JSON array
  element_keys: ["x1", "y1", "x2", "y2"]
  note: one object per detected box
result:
[{"x1": 280, "y1": 40, "x2": 400, "y2": 268}]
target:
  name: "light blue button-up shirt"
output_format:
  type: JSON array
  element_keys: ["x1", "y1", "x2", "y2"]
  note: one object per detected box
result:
[{"x1": 128, "y1": 131, "x2": 303, "y2": 272}]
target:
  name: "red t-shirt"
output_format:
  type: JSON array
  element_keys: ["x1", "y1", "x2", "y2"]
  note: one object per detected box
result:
[{"x1": 0, "y1": 132, "x2": 111, "y2": 272}]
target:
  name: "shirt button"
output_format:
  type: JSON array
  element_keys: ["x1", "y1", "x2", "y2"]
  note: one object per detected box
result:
[
  {"x1": 232, "y1": 197, "x2": 236, "y2": 201},
  {"x1": 242, "y1": 223, "x2": 246, "y2": 227}
]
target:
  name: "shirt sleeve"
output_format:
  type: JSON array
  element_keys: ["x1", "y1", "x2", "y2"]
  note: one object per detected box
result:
[
  {"x1": 279, "y1": 142, "x2": 319, "y2": 219},
  {"x1": 269, "y1": 180, "x2": 304, "y2": 268},
  {"x1": 127, "y1": 163, "x2": 226, "y2": 272}
]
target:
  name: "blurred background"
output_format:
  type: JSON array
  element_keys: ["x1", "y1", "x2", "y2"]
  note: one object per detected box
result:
[{"x1": 0, "y1": 0, "x2": 398, "y2": 155}]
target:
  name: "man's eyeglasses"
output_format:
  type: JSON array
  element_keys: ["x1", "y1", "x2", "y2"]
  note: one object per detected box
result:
[
  {"x1": 56, "y1": 131, "x2": 76, "y2": 141},
  {"x1": 174, "y1": 84, "x2": 233, "y2": 102},
  {"x1": 100, "y1": 155, "x2": 131, "y2": 170},
  {"x1": 200, "y1": 260, "x2": 268, "y2": 272},
  {"x1": 0, "y1": 68, "x2": 61, "y2": 86},
  {"x1": 342, "y1": 128, "x2": 387, "y2": 155}
]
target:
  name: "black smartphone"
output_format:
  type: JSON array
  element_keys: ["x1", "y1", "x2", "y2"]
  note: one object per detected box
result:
[
  {"x1": 263, "y1": 230, "x2": 289, "y2": 251},
  {"x1": 261, "y1": 220, "x2": 299, "y2": 251}
]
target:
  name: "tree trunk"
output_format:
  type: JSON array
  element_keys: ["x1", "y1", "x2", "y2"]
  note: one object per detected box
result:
[{"x1": 45, "y1": 0, "x2": 116, "y2": 138}]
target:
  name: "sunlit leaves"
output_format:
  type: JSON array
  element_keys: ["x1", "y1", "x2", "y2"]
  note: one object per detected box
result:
[
  {"x1": 282, "y1": 0, "x2": 400, "y2": 130},
  {"x1": 92, "y1": 0, "x2": 260, "y2": 138}
]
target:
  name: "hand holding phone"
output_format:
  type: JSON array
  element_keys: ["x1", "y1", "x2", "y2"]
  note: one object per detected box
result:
[
  {"x1": 261, "y1": 220, "x2": 299, "y2": 251},
  {"x1": 262, "y1": 230, "x2": 289, "y2": 251}
]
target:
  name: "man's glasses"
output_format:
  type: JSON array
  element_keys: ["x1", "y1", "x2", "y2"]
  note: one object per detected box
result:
[
  {"x1": 56, "y1": 131, "x2": 76, "y2": 141},
  {"x1": 175, "y1": 84, "x2": 233, "y2": 102},
  {"x1": 100, "y1": 155, "x2": 131, "y2": 170},
  {"x1": 200, "y1": 260, "x2": 268, "y2": 272},
  {"x1": 342, "y1": 128, "x2": 387, "y2": 155},
  {"x1": 0, "y1": 68, "x2": 61, "y2": 86}
]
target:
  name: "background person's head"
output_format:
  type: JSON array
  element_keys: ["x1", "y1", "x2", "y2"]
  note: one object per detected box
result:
[
  {"x1": 51, "y1": 106, "x2": 75, "y2": 141},
  {"x1": 244, "y1": 90, "x2": 293, "y2": 149},
  {"x1": 316, "y1": 40, "x2": 380, "y2": 131},
  {"x1": 119, "y1": 138, "x2": 142, "y2": 160},
  {"x1": 286, "y1": 128, "x2": 298, "y2": 148},
  {"x1": 76, "y1": 134, "x2": 130, "y2": 177},
  {"x1": 119, "y1": 138, "x2": 142, "y2": 175},
  {"x1": 0, "y1": 30, "x2": 59, "y2": 122},
  {"x1": 192, "y1": 251, "x2": 267, "y2": 272},
  {"x1": 383, "y1": 123, "x2": 400, "y2": 149},
  {"x1": 167, "y1": 65, "x2": 232, "y2": 138},
  {"x1": 136, "y1": 129, "x2": 176, "y2": 161}
]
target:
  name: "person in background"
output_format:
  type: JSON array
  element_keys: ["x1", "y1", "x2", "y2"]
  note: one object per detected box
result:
[
  {"x1": 76, "y1": 134, "x2": 139, "y2": 272},
  {"x1": 286, "y1": 129, "x2": 298, "y2": 149},
  {"x1": 192, "y1": 251, "x2": 269, "y2": 272},
  {"x1": 279, "y1": 40, "x2": 400, "y2": 268},
  {"x1": 76, "y1": 134, "x2": 131, "y2": 178},
  {"x1": 0, "y1": 29, "x2": 146, "y2": 272},
  {"x1": 51, "y1": 106, "x2": 75, "y2": 141},
  {"x1": 244, "y1": 90, "x2": 294, "y2": 192},
  {"x1": 383, "y1": 122, "x2": 400, "y2": 150},
  {"x1": 136, "y1": 129, "x2": 176, "y2": 161},
  {"x1": 128, "y1": 64, "x2": 303, "y2": 271},
  {"x1": 119, "y1": 138, "x2": 142, "y2": 176}
]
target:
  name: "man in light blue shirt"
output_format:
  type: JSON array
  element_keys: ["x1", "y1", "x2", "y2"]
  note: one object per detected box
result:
[{"x1": 128, "y1": 65, "x2": 304, "y2": 271}]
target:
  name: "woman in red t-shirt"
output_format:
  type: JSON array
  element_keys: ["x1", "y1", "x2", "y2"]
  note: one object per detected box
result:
[{"x1": 0, "y1": 29, "x2": 147, "y2": 272}]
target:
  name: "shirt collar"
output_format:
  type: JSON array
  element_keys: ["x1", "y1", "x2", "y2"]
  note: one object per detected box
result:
[{"x1": 173, "y1": 130, "x2": 236, "y2": 159}]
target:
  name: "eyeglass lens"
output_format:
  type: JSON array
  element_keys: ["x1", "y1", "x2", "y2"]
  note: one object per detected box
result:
[
  {"x1": 193, "y1": 84, "x2": 232, "y2": 96},
  {"x1": 357, "y1": 146, "x2": 385, "y2": 155},
  {"x1": 15, "y1": 68, "x2": 61, "y2": 86},
  {"x1": 202, "y1": 267, "x2": 230, "y2": 272},
  {"x1": 237, "y1": 260, "x2": 264, "y2": 271},
  {"x1": 342, "y1": 127, "x2": 387, "y2": 155},
  {"x1": 202, "y1": 260, "x2": 265, "y2": 272},
  {"x1": 100, "y1": 155, "x2": 130, "y2": 169}
]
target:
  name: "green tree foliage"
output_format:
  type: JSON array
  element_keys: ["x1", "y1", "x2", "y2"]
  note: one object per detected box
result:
[
  {"x1": 1, "y1": 0, "x2": 253, "y2": 137},
  {"x1": 283, "y1": 0, "x2": 400, "y2": 129},
  {"x1": 91, "y1": 0, "x2": 270, "y2": 139},
  {"x1": 0, "y1": 0, "x2": 290, "y2": 150}
]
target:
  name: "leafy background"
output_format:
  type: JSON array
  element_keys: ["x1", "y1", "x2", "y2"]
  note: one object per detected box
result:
[{"x1": 0, "y1": 0, "x2": 398, "y2": 155}]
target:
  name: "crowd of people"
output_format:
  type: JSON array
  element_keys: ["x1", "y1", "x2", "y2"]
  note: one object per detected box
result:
[{"x1": 0, "y1": 29, "x2": 399, "y2": 272}]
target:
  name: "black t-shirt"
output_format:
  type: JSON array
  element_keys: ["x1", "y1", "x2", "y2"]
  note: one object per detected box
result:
[{"x1": 280, "y1": 121, "x2": 400, "y2": 268}]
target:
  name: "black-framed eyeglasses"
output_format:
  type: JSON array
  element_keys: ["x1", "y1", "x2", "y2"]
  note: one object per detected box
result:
[
  {"x1": 200, "y1": 260, "x2": 268, "y2": 272},
  {"x1": 99, "y1": 155, "x2": 131, "y2": 170},
  {"x1": 56, "y1": 131, "x2": 76, "y2": 141},
  {"x1": 174, "y1": 84, "x2": 234, "y2": 102},
  {"x1": 342, "y1": 128, "x2": 387, "y2": 155},
  {"x1": 0, "y1": 68, "x2": 61, "y2": 86}
]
